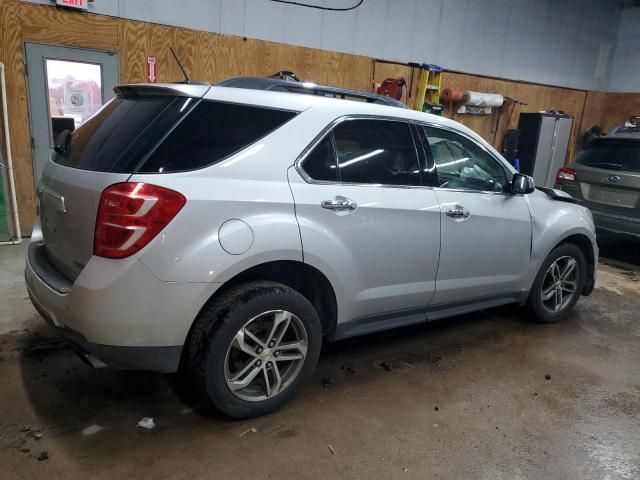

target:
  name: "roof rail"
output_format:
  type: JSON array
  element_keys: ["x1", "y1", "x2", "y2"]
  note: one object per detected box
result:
[{"x1": 217, "y1": 77, "x2": 408, "y2": 109}]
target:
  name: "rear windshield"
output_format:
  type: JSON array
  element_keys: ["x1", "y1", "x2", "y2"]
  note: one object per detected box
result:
[
  {"x1": 53, "y1": 97, "x2": 296, "y2": 173},
  {"x1": 576, "y1": 142, "x2": 640, "y2": 173},
  {"x1": 53, "y1": 96, "x2": 184, "y2": 173}
]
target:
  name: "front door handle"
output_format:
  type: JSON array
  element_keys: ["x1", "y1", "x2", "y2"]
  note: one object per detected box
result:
[
  {"x1": 321, "y1": 196, "x2": 357, "y2": 212},
  {"x1": 446, "y1": 206, "x2": 470, "y2": 219}
]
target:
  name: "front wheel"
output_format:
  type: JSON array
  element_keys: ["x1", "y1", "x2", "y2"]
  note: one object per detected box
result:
[
  {"x1": 187, "y1": 281, "x2": 322, "y2": 419},
  {"x1": 526, "y1": 243, "x2": 586, "y2": 323}
]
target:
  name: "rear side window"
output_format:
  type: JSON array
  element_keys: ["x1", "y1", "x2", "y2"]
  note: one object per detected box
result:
[
  {"x1": 576, "y1": 142, "x2": 640, "y2": 172},
  {"x1": 53, "y1": 96, "x2": 184, "y2": 173},
  {"x1": 300, "y1": 136, "x2": 337, "y2": 182},
  {"x1": 139, "y1": 101, "x2": 296, "y2": 173},
  {"x1": 332, "y1": 119, "x2": 420, "y2": 186}
]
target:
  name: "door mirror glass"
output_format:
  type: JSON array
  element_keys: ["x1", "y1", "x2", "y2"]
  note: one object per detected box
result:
[{"x1": 511, "y1": 173, "x2": 535, "y2": 194}]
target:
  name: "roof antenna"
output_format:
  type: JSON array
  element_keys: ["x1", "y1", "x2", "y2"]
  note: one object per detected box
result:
[{"x1": 170, "y1": 47, "x2": 190, "y2": 84}]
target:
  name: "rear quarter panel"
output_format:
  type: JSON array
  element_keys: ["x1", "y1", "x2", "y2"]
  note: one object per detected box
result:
[{"x1": 130, "y1": 109, "x2": 330, "y2": 284}]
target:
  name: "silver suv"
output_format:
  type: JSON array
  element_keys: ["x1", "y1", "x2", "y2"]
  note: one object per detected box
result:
[{"x1": 26, "y1": 81, "x2": 597, "y2": 418}]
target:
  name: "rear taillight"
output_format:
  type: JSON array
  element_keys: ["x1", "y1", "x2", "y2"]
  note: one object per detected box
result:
[
  {"x1": 94, "y1": 183, "x2": 186, "y2": 259},
  {"x1": 555, "y1": 167, "x2": 577, "y2": 186}
]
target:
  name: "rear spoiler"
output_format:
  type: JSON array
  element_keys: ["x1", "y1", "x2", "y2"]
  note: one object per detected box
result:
[
  {"x1": 114, "y1": 83, "x2": 211, "y2": 99},
  {"x1": 536, "y1": 186, "x2": 578, "y2": 204}
]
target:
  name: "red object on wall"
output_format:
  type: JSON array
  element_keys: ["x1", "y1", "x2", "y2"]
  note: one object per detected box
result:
[
  {"x1": 441, "y1": 87, "x2": 464, "y2": 103},
  {"x1": 146, "y1": 57, "x2": 157, "y2": 83},
  {"x1": 56, "y1": 0, "x2": 88, "y2": 10},
  {"x1": 376, "y1": 77, "x2": 406, "y2": 100}
]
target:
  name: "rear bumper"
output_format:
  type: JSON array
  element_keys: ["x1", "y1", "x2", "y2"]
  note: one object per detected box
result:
[
  {"x1": 25, "y1": 241, "x2": 217, "y2": 373},
  {"x1": 29, "y1": 295, "x2": 182, "y2": 372},
  {"x1": 591, "y1": 209, "x2": 640, "y2": 239}
]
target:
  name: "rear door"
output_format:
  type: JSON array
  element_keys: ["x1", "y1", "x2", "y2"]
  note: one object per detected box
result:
[
  {"x1": 570, "y1": 140, "x2": 640, "y2": 218},
  {"x1": 289, "y1": 117, "x2": 441, "y2": 328},
  {"x1": 422, "y1": 125, "x2": 532, "y2": 305}
]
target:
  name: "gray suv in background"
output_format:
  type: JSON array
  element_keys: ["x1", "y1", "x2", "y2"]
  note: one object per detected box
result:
[
  {"x1": 26, "y1": 81, "x2": 597, "y2": 418},
  {"x1": 556, "y1": 136, "x2": 640, "y2": 239}
]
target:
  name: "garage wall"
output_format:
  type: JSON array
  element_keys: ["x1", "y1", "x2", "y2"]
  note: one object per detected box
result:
[
  {"x1": 373, "y1": 61, "x2": 586, "y2": 161},
  {"x1": 22, "y1": 0, "x2": 622, "y2": 92},
  {"x1": 0, "y1": 0, "x2": 634, "y2": 235},
  {"x1": 608, "y1": 8, "x2": 640, "y2": 93},
  {"x1": 0, "y1": 1, "x2": 32, "y2": 232},
  {"x1": 581, "y1": 91, "x2": 640, "y2": 135},
  {"x1": 0, "y1": 1, "x2": 374, "y2": 232},
  {"x1": 118, "y1": 21, "x2": 373, "y2": 90}
]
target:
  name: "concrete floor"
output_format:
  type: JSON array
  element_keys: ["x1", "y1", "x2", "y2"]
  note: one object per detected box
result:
[{"x1": 1, "y1": 237, "x2": 639, "y2": 479}]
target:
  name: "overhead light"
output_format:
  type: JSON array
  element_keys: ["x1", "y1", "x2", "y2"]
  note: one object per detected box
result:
[{"x1": 338, "y1": 149, "x2": 384, "y2": 168}]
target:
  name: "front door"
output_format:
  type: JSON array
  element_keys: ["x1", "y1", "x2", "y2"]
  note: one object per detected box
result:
[
  {"x1": 422, "y1": 125, "x2": 532, "y2": 305},
  {"x1": 289, "y1": 117, "x2": 441, "y2": 332},
  {"x1": 25, "y1": 43, "x2": 119, "y2": 184}
]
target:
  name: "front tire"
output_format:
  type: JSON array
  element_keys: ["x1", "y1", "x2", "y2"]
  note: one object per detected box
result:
[
  {"x1": 526, "y1": 243, "x2": 586, "y2": 323},
  {"x1": 187, "y1": 281, "x2": 322, "y2": 419}
]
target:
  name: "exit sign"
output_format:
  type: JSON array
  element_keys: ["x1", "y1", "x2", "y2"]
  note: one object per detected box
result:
[{"x1": 56, "y1": 0, "x2": 88, "y2": 10}]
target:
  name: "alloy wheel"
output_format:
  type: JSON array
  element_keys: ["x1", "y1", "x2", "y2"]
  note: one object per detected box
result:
[
  {"x1": 541, "y1": 256, "x2": 579, "y2": 313},
  {"x1": 224, "y1": 310, "x2": 308, "y2": 402}
]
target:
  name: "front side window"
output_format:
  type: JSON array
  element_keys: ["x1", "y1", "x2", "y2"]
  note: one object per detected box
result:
[{"x1": 424, "y1": 127, "x2": 507, "y2": 192}]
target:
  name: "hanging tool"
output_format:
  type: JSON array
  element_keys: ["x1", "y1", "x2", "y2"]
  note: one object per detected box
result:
[
  {"x1": 376, "y1": 77, "x2": 406, "y2": 101},
  {"x1": 496, "y1": 96, "x2": 527, "y2": 149}
]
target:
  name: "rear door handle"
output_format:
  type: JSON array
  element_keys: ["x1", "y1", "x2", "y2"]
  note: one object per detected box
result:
[
  {"x1": 321, "y1": 196, "x2": 357, "y2": 212},
  {"x1": 446, "y1": 206, "x2": 470, "y2": 219}
]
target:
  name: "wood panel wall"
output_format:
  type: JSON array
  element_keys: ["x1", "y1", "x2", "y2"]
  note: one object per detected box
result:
[
  {"x1": 1, "y1": 0, "x2": 637, "y2": 235},
  {"x1": 372, "y1": 62, "x2": 594, "y2": 164},
  {"x1": 0, "y1": 0, "x2": 33, "y2": 231},
  {"x1": 578, "y1": 92, "x2": 640, "y2": 146},
  {"x1": 119, "y1": 20, "x2": 372, "y2": 91},
  {"x1": 579, "y1": 91, "x2": 608, "y2": 141},
  {"x1": 1, "y1": 2, "x2": 373, "y2": 233},
  {"x1": 437, "y1": 71, "x2": 587, "y2": 163}
]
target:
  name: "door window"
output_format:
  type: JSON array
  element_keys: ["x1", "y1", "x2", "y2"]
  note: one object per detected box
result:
[
  {"x1": 45, "y1": 59, "x2": 103, "y2": 144},
  {"x1": 299, "y1": 136, "x2": 338, "y2": 182},
  {"x1": 424, "y1": 127, "x2": 507, "y2": 192},
  {"x1": 333, "y1": 119, "x2": 421, "y2": 186}
]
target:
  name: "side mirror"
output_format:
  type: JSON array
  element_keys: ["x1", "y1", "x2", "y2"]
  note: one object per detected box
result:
[
  {"x1": 511, "y1": 173, "x2": 535, "y2": 195},
  {"x1": 53, "y1": 129, "x2": 72, "y2": 155}
]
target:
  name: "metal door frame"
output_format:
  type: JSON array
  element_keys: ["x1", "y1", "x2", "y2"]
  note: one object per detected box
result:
[{"x1": 24, "y1": 42, "x2": 120, "y2": 186}]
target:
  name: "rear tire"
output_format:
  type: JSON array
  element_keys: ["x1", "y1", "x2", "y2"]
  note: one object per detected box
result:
[
  {"x1": 526, "y1": 243, "x2": 586, "y2": 323},
  {"x1": 186, "y1": 281, "x2": 322, "y2": 419}
]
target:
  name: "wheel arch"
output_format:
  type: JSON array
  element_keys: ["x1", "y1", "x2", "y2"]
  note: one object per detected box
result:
[
  {"x1": 185, "y1": 260, "x2": 338, "y2": 348},
  {"x1": 555, "y1": 233, "x2": 596, "y2": 295}
]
